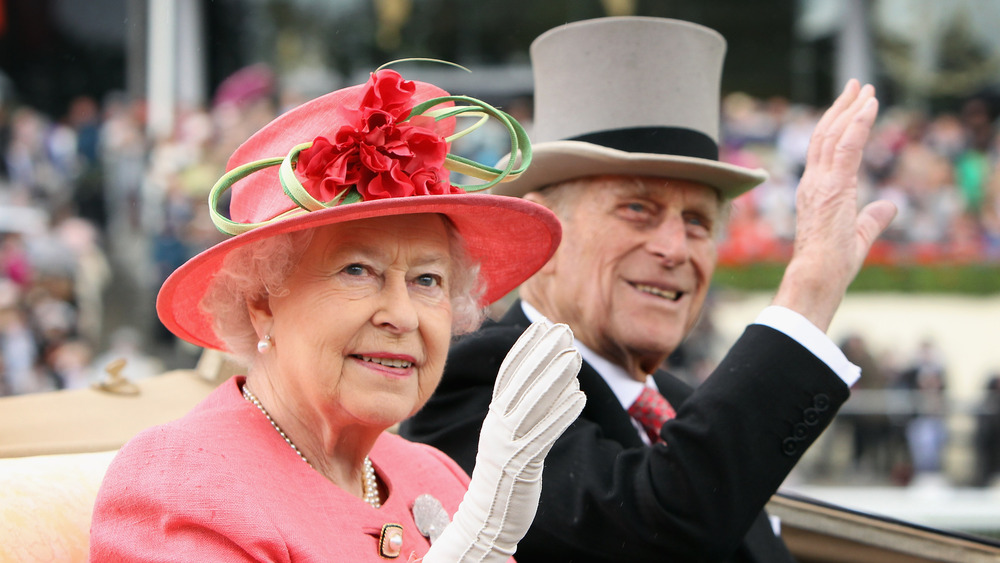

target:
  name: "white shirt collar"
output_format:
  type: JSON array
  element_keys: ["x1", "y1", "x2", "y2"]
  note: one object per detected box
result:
[{"x1": 520, "y1": 301, "x2": 655, "y2": 410}]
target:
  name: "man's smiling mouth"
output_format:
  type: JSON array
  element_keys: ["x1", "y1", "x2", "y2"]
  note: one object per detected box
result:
[
  {"x1": 356, "y1": 355, "x2": 413, "y2": 369},
  {"x1": 631, "y1": 282, "x2": 682, "y2": 301}
]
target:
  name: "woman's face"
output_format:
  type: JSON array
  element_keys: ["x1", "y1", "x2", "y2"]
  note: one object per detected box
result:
[{"x1": 254, "y1": 214, "x2": 454, "y2": 430}]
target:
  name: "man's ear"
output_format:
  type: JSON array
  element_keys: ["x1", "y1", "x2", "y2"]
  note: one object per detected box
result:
[{"x1": 246, "y1": 294, "x2": 273, "y2": 340}]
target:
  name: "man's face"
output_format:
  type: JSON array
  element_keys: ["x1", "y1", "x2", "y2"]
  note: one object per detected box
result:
[{"x1": 525, "y1": 175, "x2": 721, "y2": 377}]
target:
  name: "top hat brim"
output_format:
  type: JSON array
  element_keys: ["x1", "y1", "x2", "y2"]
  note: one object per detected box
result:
[{"x1": 491, "y1": 140, "x2": 769, "y2": 199}]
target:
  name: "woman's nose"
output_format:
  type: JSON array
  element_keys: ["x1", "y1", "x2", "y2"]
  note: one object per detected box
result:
[{"x1": 372, "y1": 277, "x2": 419, "y2": 333}]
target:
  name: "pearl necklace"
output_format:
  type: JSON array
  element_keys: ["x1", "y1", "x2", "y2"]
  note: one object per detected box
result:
[{"x1": 242, "y1": 383, "x2": 381, "y2": 508}]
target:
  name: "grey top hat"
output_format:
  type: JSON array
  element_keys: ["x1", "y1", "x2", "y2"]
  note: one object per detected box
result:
[{"x1": 493, "y1": 16, "x2": 768, "y2": 199}]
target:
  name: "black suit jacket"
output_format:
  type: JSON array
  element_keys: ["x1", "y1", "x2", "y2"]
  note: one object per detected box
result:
[{"x1": 401, "y1": 302, "x2": 850, "y2": 562}]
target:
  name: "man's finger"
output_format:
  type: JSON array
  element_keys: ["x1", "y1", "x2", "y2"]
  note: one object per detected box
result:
[
  {"x1": 806, "y1": 79, "x2": 861, "y2": 165},
  {"x1": 828, "y1": 96, "x2": 879, "y2": 185},
  {"x1": 855, "y1": 200, "x2": 898, "y2": 260},
  {"x1": 815, "y1": 84, "x2": 875, "y2": 172}
]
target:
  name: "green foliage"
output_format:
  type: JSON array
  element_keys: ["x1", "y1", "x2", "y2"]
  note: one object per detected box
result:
[{"x1": 713, "y1": 263, "x2": 1000, "y2": 295}]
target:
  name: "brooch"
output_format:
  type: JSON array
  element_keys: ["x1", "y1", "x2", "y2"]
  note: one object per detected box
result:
[
  {"x1": 412, "y1": 494, "x2": 451, "y2": 544},
  {"x1": 379, "y1": 523, "x2": 404, "y2": 559}
]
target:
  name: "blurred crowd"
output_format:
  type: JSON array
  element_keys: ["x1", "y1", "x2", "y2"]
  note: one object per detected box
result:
[
  {"x1": 0, "y1": 93, "x2": 164, "y2": 395},
  {"x1": 2, "y1": 70, "x2": 1000, "y2": 470},
  {"x1": 835, "y1": 333, "x2": 1000, "y2": 488},
  {"x1": 718, "y1": 92, "x2": 1000, "y2": 265},
  {"x1": 0, "y1": 63, "x2": 314, "y2": 396}
]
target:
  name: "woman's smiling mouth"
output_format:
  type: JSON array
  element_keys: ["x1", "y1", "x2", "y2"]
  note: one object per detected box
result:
[{"x1": 356, "y1": 355, "x2": 414, "y2": 369}]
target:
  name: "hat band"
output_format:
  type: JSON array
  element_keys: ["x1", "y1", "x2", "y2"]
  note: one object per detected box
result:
[{"x1": 569, "y1": 126, "x2": 719, "y2": 161}]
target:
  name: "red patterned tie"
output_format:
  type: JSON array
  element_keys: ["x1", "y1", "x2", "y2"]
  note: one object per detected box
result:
[{"x1": 628, "y1": 386, "x2": 676, "y2": 444}]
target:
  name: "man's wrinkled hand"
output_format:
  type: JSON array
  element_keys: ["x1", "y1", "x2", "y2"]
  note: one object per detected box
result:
[{"x1": 773, "y1": 79, "x2": 898, "y2": 331}]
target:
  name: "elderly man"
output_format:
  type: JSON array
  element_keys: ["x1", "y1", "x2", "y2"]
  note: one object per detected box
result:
[{"x1": 401, "y1": 17, "x2": 896, "y2": 563}]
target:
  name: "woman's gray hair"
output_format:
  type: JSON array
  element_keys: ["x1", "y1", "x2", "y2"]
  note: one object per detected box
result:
[{"x1": 201, "y1": 218, "x2": 486, "y2": 366}]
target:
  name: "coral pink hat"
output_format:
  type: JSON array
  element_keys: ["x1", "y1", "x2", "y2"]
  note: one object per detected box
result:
[{"x1": 157, "y1": 66, "x2": 560, "y2": 351}]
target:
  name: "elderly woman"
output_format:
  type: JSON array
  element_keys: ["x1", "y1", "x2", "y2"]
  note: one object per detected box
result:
[{"x1": 90, "y1": 67, "x2": 585, "y2": 561}]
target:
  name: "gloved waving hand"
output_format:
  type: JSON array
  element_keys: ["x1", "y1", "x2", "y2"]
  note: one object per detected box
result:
[{"x1": 423, "y1": 320, "x2": 585, "y2": 562}]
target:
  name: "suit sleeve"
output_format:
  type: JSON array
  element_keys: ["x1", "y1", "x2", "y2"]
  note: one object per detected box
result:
[{"x1": 403, "y1": 323, "x2": 849, "y2": 562}]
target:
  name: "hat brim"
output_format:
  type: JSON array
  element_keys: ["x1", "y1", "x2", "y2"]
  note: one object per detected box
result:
[
  {"x1": 156, "y1": 194, "x2": 560, "y2": 351},
  {"x1": 491, "y1": 140, "x2": 768, "y2": 199}
]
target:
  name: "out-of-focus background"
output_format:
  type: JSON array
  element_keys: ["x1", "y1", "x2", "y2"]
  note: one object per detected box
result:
[{"x1": 0, "y1": 0, "x2": 999, "y2": 541}]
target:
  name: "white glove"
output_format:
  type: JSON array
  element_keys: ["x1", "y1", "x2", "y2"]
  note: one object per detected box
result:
[{"x1": 422, "y1": 320, "x2": 585, "y2": 563}]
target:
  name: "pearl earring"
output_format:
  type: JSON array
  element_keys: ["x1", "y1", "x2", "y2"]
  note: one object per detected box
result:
[{"x1": 257, "y1": 335, "x2": 272, "y2": 354}]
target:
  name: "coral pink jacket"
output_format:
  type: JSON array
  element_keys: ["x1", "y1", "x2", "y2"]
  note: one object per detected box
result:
[{"x1": 90, "y1": 376, "x2": 481, "y2": 562}]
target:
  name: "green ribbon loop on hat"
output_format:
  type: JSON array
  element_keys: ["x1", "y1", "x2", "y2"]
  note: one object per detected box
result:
[
  {"x1": 208, "y1": 92, "x2": 531, "y2": 237},
  {"x1": 408, "y1": 94, "x2": 532, "y2": 191},
  {"x1": 208, "y1": 157, "x2": 287, "y2": 236}
]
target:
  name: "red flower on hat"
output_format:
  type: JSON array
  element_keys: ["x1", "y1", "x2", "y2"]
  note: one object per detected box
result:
[{"x1": 295, "y1": 69, "x2": 463, "y2": 202}]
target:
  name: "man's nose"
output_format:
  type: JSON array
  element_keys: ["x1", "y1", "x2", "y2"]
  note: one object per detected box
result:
[
  {"x1": 645, "y1": 217, "x2": 689, "y2": 267},
  {"x1": 372, "y1": 277, "x2": 419, "y2": 333}
]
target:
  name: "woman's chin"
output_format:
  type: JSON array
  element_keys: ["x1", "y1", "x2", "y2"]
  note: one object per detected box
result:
[{"x1": 351, "y1": 401, "x2": 413, "y2": 430}]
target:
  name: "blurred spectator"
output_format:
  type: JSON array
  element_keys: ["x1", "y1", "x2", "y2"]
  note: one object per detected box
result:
[
  {"x1": 973, "y1": 374, "x2": 1000, "y2": 487},
  {"x1": 0, "y1": 232, "x2": 32, "y2": 286},
  {"x1": 65, "y1": 95, "x2": 107, "y2": 228},
  {"x1": 0, "y1": 279, "x2": 41, "y2": 395},
  {"x1": 924, "y1": 112, "x2": 967, "y2": 161},
  {"x1": 5, "y1": 107, "x2": 65, "y2": 206},
  {"x1": 47, "y1": 337, "x2": 93, "y2": 390},
  {"x1": 56, "y1": 217, "x2": 112, "y2": 347},
  {"x1": 955, "y1": 98, "x2": 995, "y2": 214},
  {"x1": 878, "y1": 348, "x2": 916, "y2": 485},
  {"x1": 841, "y1": 333, "x2": 893, "y2": 479},
  {"x1": 983, "y1": 167, "x2": 1000, "y2": 257},
  {"x1": 900, "y1": 339, "x2": 950, "y2": 478},
  {"x1": 100, "y1": 92, "x2": 148, "y2": 266},
  {"x1": 774, "y1": 102, "x2": 819, "y2": 182}
]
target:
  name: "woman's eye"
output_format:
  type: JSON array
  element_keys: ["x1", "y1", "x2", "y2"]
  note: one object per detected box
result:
[
  {"x1": 626, "y1": 202, "x2": 649, "y2": 213},
  {"x1": 415, "y1": 274, "x2": 440, "y2": 288},
  {"x1": 344, "y1": 264, "x2": 366, "y2": 276}
]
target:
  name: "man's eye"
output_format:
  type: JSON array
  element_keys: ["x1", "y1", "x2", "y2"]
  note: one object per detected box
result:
[
  {"x1": 344, "y1": 264, "x2": 366, "y2": 276},
  {"x1": 685, "y1": 213, "x2": 713, "y2": 229},
  {"x1": 684, "y1": 214, "x2": 714, "y2": 237},
  {"x1": 617, "y1": 201, "x2": 658, "y2": 223}
]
